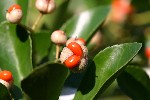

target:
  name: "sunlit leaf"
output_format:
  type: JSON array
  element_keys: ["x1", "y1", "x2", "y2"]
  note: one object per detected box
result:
[{"x1": 74, "y1": 43, "x2": 142, "y2": 100}]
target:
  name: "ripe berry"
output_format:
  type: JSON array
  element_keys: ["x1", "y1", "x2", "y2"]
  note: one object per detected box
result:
[
  {"x1": 109, "y1": 0, "x2": 132, "y2": 23},
  {"x1": 67, "y1": 42, "x2": 83, "y2": 57},
  {"x1": 51, "y1": 30, "x2": 67, "y2": 45},
  {"x1": 7, "y1": 4, "x2": 21, "y2": 13},
  {"x1": 0, "y1": 70, "x2": 13, "y2": 82},
  {"x1": 64, "y1": 55, "x2": 80, "y2": 69},
  {"x1": 145, "y1": 47, "x2": 150, "y2": 58},
  {"x1": 6, "y1": 4, "x2": 23, "y2": 24},
  {"x1": 35, "y1": 0, "x2": 55, "y2": 14}
]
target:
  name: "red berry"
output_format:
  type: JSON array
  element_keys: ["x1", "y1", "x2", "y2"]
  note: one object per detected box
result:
[
  {"x1": 64, "y1": 55, "x2": 81, "y2": 69},
  {"x1": 145, "y1": 47, "x2": 150, "y2": 58},
  {"x1": 0, "y1": 70, "x2": 13, "y2": 82},
  {"x1": 67, "y1": 42, "x2": 83, "y2": 57},
  {"x1": 7, "y1": 4, "x2": 21, "y2": 13}
]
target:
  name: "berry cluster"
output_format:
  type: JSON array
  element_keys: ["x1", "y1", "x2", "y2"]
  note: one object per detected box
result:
[
  {"x1": 60, "y1": 38, "x2": 88, "y2": 72},
  {"x1": 50, "y1": 30, "x2": 88, "y2": 72}
]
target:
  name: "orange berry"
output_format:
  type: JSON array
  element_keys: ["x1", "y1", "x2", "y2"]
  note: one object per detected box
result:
[
  {"x1": 64, "y1": 55, "x2": 81, "y2": 69},
  {"x1": 0, "y1": 70, "x2": 13, "y2": 82},
  {"x1": 67, "y1": 42, "x2": 83, "y2": 57},
  {"x1": 145, "y1": 47, "x2": 150, "y2": 58},
  {"x1": 7, "y1": 4, "x2": 21, "y2": 13}
]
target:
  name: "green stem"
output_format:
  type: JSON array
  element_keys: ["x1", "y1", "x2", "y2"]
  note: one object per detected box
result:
[{"x1": 31, "y1": 13, "x2": 43, "y2": 30}]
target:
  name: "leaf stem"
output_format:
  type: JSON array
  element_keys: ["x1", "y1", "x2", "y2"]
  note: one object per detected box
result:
[
  {"x1": 32, "y1": 13, "x2": 43, "y2": 30},
  {"x1": 18, "y1": 23, "x2": 34, "y2": 33}
]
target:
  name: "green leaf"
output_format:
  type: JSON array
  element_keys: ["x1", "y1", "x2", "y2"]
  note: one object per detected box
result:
[
  {"x1": 49, "y1": 6, "x2": 110, "y2": 62},
  {"x1": 21, "y1": 63, "x2": 69, "y2": 100},
  {"x1": 73, "y1": 43, "x2": 142, "y2": 100},
  {"x1": 42, "y1": 0, "x2": 70, "y2": 31},
  {"x1": 0, "y1": 83, "x2": 12, "y2": 100},
  {"x1": 32, "y1": 32, "x2": 51, "y2": 65},
  {"x1": 0, "y1": 21, "x2": 33, "y2": 87},
  {"x1": 16, "y1": 0, "x2": 29, "y2": 24},
  {"x1": 61, "y1": 6, "x2": 109, "y2": 42},
  {"x1": 117, "y1": 66, "x2": 150, "y2": 100}
]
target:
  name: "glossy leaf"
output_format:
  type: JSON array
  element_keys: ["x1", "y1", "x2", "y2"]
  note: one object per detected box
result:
[
  {"x1": 0, "y1": 21, "x2": 33, "y2": 87},
  {"x1": 32, "y1": 32, "x2": 51, "y2": 65},
  {"x1": 21, "y1": 63, "x2": 69, "y2": 100},
  {"x1": 117, "y1": 66, "x2": 150, "y2": 100},
  {"x1": 74, "y1": 43, "x2": 142, "y2": 100},
  {"x1": 61, "y1": 6, "x2": 109, "y2": 42},
  {"x1": 49, "y1": 6, "x2": 110, "y2": 62},
  {"x1": 16, "y1": 0, "x2": 29, "y2": 24},
  {"x1": 0, "y1": 83, "x2": 12, "y2": 100},
  {"x1": 42, "y1": 0, "x2": 70, "y2": 31}
]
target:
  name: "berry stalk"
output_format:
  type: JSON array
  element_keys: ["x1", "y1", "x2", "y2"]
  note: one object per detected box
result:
[{"x1": 31, "y1": 13, "x2": 43, "y2": 30}]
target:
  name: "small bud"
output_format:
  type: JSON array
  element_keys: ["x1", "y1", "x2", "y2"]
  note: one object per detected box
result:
[
  {"x1": 6, "y1": 4, "x2": 23, "y2": 24},
  {"x1": 35, "y1": 0, "x2": 55, "y2": 14},
  {"x1": 51, "y1": 30, "x2": 67, "y2": 45}
]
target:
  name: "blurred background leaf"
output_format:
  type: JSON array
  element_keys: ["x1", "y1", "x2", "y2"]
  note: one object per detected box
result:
[
  {"x1": 61, "y1": 6, "x2": 110, "y2": 42},
  {"x1": 117, "y1": 66, "x2": 150, "y2": 100}
]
